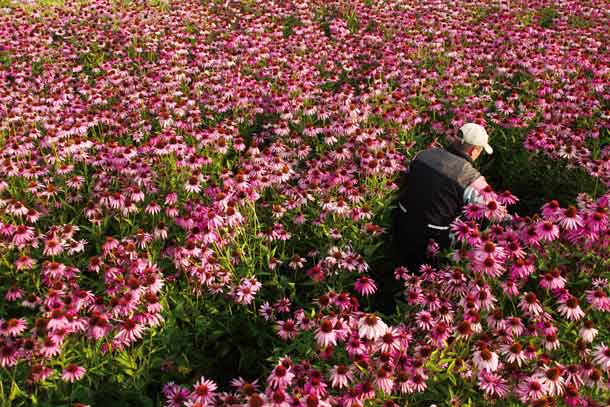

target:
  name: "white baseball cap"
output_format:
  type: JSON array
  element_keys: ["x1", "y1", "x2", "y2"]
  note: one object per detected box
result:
[{"x1": 459, "y1": 123, "x2": 493, "y2": 154}]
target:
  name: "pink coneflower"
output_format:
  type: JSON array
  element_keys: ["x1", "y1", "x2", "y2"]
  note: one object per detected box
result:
[
  {"x1": 61, "y1": 364, "x2": 86, "y2": 383},
  {"x1": 541, "y1": 200, "x2": 562, "y2": 218},
  {"x1": 519, "y1": 292, "x2": 544, "y2": 316},
  {"x1": 374, "y1": 366, "x2": 394, "y2": 394},
  {"x1": 189, "y1": 376, "x2": 218, "y2": 404},
  {"x1": 463, "y1": 203, "x2": 485, "y2": 220},
  {"x1": 483, "y1": 200, "x2": 506, "y2": 221},
  {"x1": 477, "y1": 370, "x2": 508, "y2": 398},
  {"x1": 592, "y1": 343, "x2": 610, "y2": 370},
  {"x1": 560, "y1": 365, "x2": 584, "y2": 391},
  {"x1": 15, "y1": 255, "x2": 36, "y2": 270},
  {"x1": 510, "y1": 256, "x2": 535, "y2": 279},
  {"x1": 500, "y1": 342, "x2": 527, "y2": 367},
  {"x1": 472, "y1": 347, "x2": 499, "y2": 372},
  {"x1": 536, "y1": 220, "x2": 560, "y2": 241},
  {"x1": 542, "y1": 333, "x2": 561, "y2": 351},
  {"x1": 259, "y1": 302, "x2": 275, "y2": 321},
  {"x1": 429, "y1": 322, "x2": 451, "y2": 347},
  {"x1": 163, "y1": 382, "x2": 190, "y2": 407},
  {"x1": 88, "y1": 313, "x2": 111, "y2": 340},
  {"x1": 267, "y1": 363, "x2": 294, "y2": 390},
  {"x1": 345, "y1": 334, "x2": 366, "y2": 358},
  {"x1": 536, "y1": 366, "x2": 565, "y2": 396},
  {"x1": 497, "y1": 190, "x2": 518, "y2": 205},
  {"x1": 521, "y1": 225, "x2": 541, "y2": 246},
  {"x1": 539, "y1": 268, "x2": 566, "y2": 290},
  {"x1": 504, "y1": 316, "x2": 525, "y2": 337},
  {"x1": 455, "y1": 320, "x2": 474, "y2": 340},
  {"x1": 43, "y1": 237, "x2": 64, "y2": 256},
  {"x1": 557, "y1": 205, "x2": 583, "y2": 230},
  {"x1": 500, "y1": 279, "x2": 519, "y2": 297},
  {"x1": 11, "y1": 225, "x2": 35, "y2": 247},
  {"x1": 47, "y1": 309, "x2": 69, "y2": 331},
  {"x1": 230, "y1": 377, "x2": 259, "y2": 396},
  {"x1": 184, "y1": 176, "x2": 202, "y2": 193},
  {"x1": 330, "y1": 364, "x2": 353, "y2": 389},
  {"x1": 145, "y1": 202, "x2": 162, "y2": 215},
  {"x1": 354, "y1": 275, "x2": 376, "y2": 296},
  {"x1": 377, "y1": 327, "x2": 400, "y2": 353},
  {"x1": 30, "y1": 364, "x2": 53, "y2": 383},
  {"x1": 315, "y1": 319, "x2": 337, "y2": 348},
  {"x1": 516, "y1": 376, "x2": 548, "y2": 403},
  {"x1": 450, "y1": 218, "x2": 471, "y2": 241},
  {"x1": 0, "y1": 343, "x2": 19, "y2": 367},
  {"x1": 39, "y1": 337, "x2": 61, "y2": 358},
  {"x1": 4, "y1": 287, "x2": 23, "y2": 301},
  {"x1": 557, "y1": 296, "x2": 585, "y2": 321},
  {"x1": 357, "y1": 314, "x2": 387, "y2": 341},
  {"x1": 102, "y1": 236, "x2": 119, "y2": 254},
  {"x1": 472, "y1": 254, "x2": 504, "y2": 277},
  {"x1": 233, "y1": 277, "x2": 262, "y2": 305},
  {"x1": 585, "y1": 288, "x2": 610, "y2": 311},
  {"x1": 275, "y1": 319, "x2": 297, "y2": 341},
  {"x1": 579, "y1": 320, "x2": 598, "y2": 343},
  {"x1": 115, "y1": 318, "x2": 145, "y2": 345},
  {"x1": 415, "y1": 311, "x2": 434, "y2": 331},
  {"x1": 0, "y1": 318, "x2": 27, "y2": 336}
]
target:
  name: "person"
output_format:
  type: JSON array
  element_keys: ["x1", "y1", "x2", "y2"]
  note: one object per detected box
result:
[
  {"x1": 375, "y1": 123, "x2": 493, "y2": 314},
  {"x1": 392, "y1": 122, "x2": 493, "y2": 271}
]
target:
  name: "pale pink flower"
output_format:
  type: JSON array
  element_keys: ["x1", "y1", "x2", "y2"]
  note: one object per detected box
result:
[
  {"x1": 472, "y1": 348, "x2": 499, "y2": 372},
  {"x1": 358, "y1": 314, "x2": 387, "y2": 340},
  {"x1": 61, "y1": 364, "x2": 86, "y2": 383},
  {"x1": 592, "y1": 343, "x2": 610, "y2": 371},
  {"x1": 314, "y1": 319, "x2": 337, "y2": 348},
  {"x1": 329, "y1": 364, "x2": 353, "y2": 389}
]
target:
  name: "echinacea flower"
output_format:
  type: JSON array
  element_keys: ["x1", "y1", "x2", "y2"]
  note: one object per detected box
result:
[
  {"x1": 267, "y1": 363, "x2": 294, "y2": 390},
  {"x1": 358, "y1": 314, "x2": 387, "y2": 341},
  {"x1": 329, "y1": 364, "x2": 353, "y2": 389},
  {"x1": 557, "y1": 296, "x2": 585, "y2": 321},
  {"x1": 0, "y1": 318, "x2": 27, "y2": 336},
  {"x1": 592, "y1": 343, "x2": 610, "y2": 370},
  {"x1": 519, "y1": 292, "x2": 544, "y2": 316},
  {"x1": 516, "y1": 377, "x2": 548, "y2": 403},
  {"x1": 585, "y1": 288, "x2": 610, "y2": 311},
  {"x1": 477, "y1": 370, "x2": 508, "y2": 398},
  {"x1": 315, "y1": 319, "x2": 337, "y2": 348},
  {"x1": 535, "y1": 366, "x2": 565, "y2": 396},
  {"x1": 189, "y1": 376, "x2": 218, "y2": 405},
  {"x1": 61, "y1": 364, "x2": 86, "y2": 383},
  {"x1": 579, "y1": 320, "x2": 598, "y2": 343},
  {"x1": 354, "y1": 275, "x2": 377, "y2": 296},
  {"x1": 0, "y1": 343, "x2": 19, "y2": 367},
  {"x1": 472, "y1": 347, "x2": 499, "y2": 372},
  {"x1": 500, "y1": 342, "x2": 527, "y2": 367}
]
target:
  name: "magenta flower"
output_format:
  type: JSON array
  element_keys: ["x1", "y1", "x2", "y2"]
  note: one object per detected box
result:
[
  {"x1": 189, "y1": 376, "x2": 218, "y2": 405},
  {"x1": 354, "y1": 275, "x2": 377, "y2": 296}
]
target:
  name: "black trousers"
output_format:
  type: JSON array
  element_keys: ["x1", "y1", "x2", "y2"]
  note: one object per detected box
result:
[{"x1": 374, "y1": 208, "x2": 451, "y2": 315}]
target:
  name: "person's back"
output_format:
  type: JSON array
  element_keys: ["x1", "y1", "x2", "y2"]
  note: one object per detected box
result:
[{"x1": 401, "y1": 147, "x2": 481, "y2": 236}]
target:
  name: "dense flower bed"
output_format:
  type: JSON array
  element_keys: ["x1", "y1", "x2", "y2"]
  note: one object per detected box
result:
[{"x1": 0, "y1": 0, "x2": 609, "y2": 405}]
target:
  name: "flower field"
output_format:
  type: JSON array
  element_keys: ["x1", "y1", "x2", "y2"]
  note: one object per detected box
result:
[{"x1": 0, "y1": 0, "x2": 609, "y2": 405}]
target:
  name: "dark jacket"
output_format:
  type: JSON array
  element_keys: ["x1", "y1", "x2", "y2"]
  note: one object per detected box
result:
[{"x1": 397, "y1": 146, "x2": 481, "y2": 236}]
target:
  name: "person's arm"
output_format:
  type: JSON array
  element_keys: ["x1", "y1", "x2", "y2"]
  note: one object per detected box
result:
[{"x1": 463, "y1": 175, "x2": 488, "y2": 205}]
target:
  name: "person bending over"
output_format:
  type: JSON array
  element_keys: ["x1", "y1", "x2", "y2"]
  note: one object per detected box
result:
[
  {"x1": 375, "y1": 123, "x2": 494, "y2": 315},
  {"x1": 392, "y1": 122, "x2": 493, "y2": 271}
]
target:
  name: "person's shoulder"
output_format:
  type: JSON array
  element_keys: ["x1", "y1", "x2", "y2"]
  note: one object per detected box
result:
[{"x1": 457, "y1": 160, "x2": 481, "y2": 187}]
